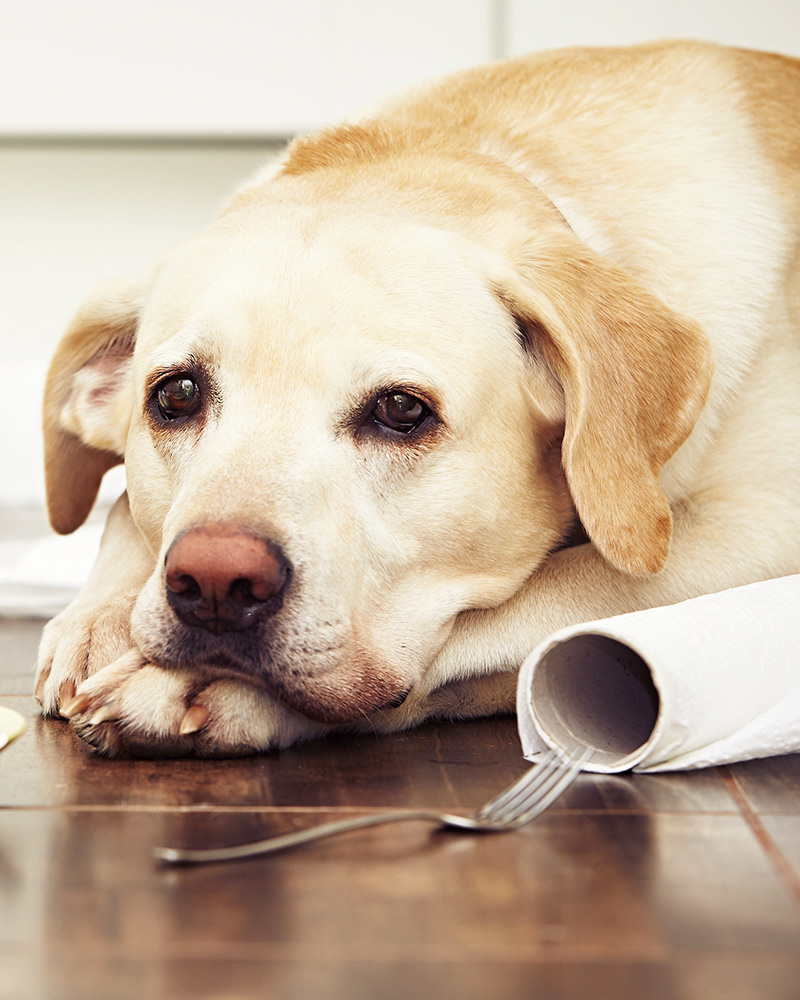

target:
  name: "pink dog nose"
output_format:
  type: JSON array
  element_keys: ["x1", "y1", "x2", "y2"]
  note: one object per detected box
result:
[{"x1": 165, "y1": 524, "x2": 290, "y2": 633}]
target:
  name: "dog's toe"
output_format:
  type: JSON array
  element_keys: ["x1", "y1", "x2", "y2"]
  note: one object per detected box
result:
[
  {"x1": 78, "y1": 718, "x2": 125, "y2": 758},
  {"x1": 36, "y1": 604, "x2": 136, "y2": 717}
]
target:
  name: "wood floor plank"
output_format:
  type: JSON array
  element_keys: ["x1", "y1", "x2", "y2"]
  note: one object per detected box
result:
[
  {"x1": 1, "y1": 703, "x2": 530, "y2": 811},
  {"x1": 2, "y1": 697, "x2": 737, "y2": 815},
  {"x1": 3, "y1": 808, "x2": 799, "y2": 956},
  {"x1": 3, "y1": 807, "x2": 800, "y2": 1000},
  {"x1": 3, "y1": 954, "x2": 800, "y2": 1000},
  {"x1": 759, "y1": 816, "x2": 800, "y2": 900},
  {"x1": 561, "y1": 767, "x2": 737, "y2": 814}
]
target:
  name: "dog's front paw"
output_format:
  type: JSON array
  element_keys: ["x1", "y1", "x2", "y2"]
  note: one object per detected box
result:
[
  {"x1": 60, "y1": 654, "x2": 327, "y2": 757},
  {"x1": 35, "y1": 594, "x2": 138, "y2": 718}
]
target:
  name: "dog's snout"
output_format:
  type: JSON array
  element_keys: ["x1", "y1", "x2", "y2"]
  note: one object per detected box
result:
[{"x1": 165, "y1": 524, "x2": 290, "y2": 633}]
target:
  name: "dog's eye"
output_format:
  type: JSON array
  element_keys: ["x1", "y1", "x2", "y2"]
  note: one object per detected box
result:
[
  {"x1": 372, "y1": 391, "x2": 430, "y2": 433},
  {"x1": 155, "y1": 376, "x2": 201, "y2": 420}
]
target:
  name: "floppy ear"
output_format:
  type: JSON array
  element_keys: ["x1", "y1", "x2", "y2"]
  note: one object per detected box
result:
[
  {"x1": 43, "y1": 279, "x2": 142, "y2": 534},
  {"x1": 497, "y1": 244, "x2": 713, "y2": 576}
]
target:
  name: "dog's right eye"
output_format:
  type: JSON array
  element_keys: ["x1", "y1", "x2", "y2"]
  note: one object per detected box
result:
[
  {"x1": 372, "y1": 391, "x2": 431, "y2": 434},
  {"x1": 155, "y1": 376, "x2": 201, "y2": 421}
]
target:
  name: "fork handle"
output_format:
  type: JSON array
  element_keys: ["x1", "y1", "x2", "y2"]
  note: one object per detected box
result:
[{"x1": 154, "y1": 809, "x2": 478, "y2": 865}]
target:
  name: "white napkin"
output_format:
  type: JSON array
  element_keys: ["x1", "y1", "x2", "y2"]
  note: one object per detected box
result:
[
  {"x1": 517, "y1": 575, "x2": 800, "y2": 772},
  {"x1": 0, "y1": 524, "x2": 102, "y2": 617}
]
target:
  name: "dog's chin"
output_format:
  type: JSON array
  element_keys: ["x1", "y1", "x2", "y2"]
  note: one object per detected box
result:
[{"x1": 266, "y1": 667, "x2": 412, "y2": 724}]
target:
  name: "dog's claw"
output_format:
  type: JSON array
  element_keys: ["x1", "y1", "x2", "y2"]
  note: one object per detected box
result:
[
  {"x1": 61, "y1": 693, "x2": 92, "y2": 719},
  {"x1": 179, "y1": 705, "x2": 211, "y2": 735},
  {"x1": 34, "y1": 668, "x2": 51, "y2": 704},
  {"x1": 89, "y1": 703, "x2": 120, "y2": 726},
  {"x1": 59, "y1": 679, "x2": 77, "y2": 709}
]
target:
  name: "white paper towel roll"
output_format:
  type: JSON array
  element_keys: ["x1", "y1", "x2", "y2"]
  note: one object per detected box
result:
[{"x1": 517, "y1": 575, "x2": 800, "y2": 773}]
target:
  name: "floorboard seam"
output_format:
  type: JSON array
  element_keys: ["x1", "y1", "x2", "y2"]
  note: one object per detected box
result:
[{"x1": 721, "y1": 766, "x2": 800, "y2": 907}]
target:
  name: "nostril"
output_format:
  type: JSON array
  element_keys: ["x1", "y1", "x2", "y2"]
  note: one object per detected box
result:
[
  {"x1": 166, "y1": 571, "x2": 201, "y2": 598},
  {"x1": 229, "y1": 578, "x2": 252, "y2": 603},
  {"x1": 229, "y1": 575, "x2": 279, "y2": 605},
  {"x1": 246, "y1": 561, "x2": 288, "y2": 602}
]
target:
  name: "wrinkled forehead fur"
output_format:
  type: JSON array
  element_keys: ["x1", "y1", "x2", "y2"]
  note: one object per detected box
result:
[{"x1": 45, "y1": 42, "x2": 725, "y2": 584}]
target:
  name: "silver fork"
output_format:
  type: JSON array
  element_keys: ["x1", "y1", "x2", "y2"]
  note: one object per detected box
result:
[{"x1": 154, "y1": 745, "x2": 591, "y2": 865}]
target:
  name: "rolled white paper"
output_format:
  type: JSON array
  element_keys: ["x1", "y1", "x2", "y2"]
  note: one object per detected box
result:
[{"x1": 517, "y1": 575, "x2": 800, "y2": 773}]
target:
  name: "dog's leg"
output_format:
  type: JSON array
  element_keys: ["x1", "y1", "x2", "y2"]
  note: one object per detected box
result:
[
  {"x1": 35, "y1": 492, "x2": 154, "y2": 717},
  {"x1": 389, "y1": 493, "x2": 800, "y2": 729}
]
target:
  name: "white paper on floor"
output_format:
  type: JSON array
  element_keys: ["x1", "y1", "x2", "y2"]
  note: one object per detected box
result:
[
  {"x1": 0, "y1": 524, "x2": 102, "y2": 618},
  {"x1": 517, "y1": 575, "x2": 800, "y2": 772}
]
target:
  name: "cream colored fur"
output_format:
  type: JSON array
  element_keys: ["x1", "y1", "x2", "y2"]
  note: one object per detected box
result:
[{"x1": 36, "y1": 41, "x2": 800, "y2": 756}]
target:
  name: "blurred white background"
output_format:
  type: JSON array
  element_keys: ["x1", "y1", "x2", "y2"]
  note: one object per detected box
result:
[{"x1": 1, "y1": 0, "x2": 799, "y2": 514}]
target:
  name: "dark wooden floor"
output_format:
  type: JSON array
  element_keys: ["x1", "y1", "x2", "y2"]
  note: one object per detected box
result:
[{"x1": 2, "y1": 616, "x2": 800, "y2": 1000}]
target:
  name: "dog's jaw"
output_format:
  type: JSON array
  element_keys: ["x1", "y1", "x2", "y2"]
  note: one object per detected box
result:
[{"x1": 263, "y1": 646, "x2": 410, "y2": 724}]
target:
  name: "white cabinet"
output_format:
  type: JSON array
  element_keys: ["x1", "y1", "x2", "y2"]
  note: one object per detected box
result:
[
  {"x1": 503, "y1": 0, "x2": 800, "y2": 58},
  {"x1": 0, "y1": 0, "x2": 495, "y2": 136},
  {"x1": 2, "y1": 1, "x2": 799, "y2": 138}
]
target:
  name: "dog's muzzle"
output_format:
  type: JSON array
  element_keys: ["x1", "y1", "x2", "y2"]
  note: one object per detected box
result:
[
  {"x1": 160, "y1": 522, "x2": 410, "y2": 724},
  {"x1": 165, "y1": 523, "x2": 290, "y2": 634}
]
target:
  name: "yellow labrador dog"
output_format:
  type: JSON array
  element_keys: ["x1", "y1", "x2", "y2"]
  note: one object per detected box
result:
[{"x1": 36, "y1": 40, "x2": 800, "y2": 756}]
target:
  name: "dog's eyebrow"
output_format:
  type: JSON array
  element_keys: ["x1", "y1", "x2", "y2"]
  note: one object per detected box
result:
[
  {"x1": 139, "y1": 329, "x2": 217, "y2": 375},
  {"x1": 351, "y1": 356, "x2": 444, "y2": 394},
  {"x1": 143, "y1": 358, "x2": 201, "y2": 391},
  {"x1": 350, "y1": 365, "x2": 442, "y2": 405}
]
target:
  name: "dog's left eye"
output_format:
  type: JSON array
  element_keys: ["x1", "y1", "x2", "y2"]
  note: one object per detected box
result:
[
  {"x1": 372, "y1": 391, "x2": 430, "y2": 433},
  {"x1": 155, "y1": 376, "x2": 201, "y2": 420}
]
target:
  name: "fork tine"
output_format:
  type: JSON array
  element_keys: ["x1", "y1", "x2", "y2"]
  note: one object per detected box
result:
[
  {"x1": 503, "y1": 748, "x2": 592, "y2": 827},
  {"x1": 475, "y1": 748, "x2": 561, "y2": 820},
  {"x1": 476, "y1": 746, "x2": 590, "y2": 826}
]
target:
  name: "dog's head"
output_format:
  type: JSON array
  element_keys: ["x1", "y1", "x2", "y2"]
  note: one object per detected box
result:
[{"x1": 43, "y1": 154, "x2": 711, "y2": 723}]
